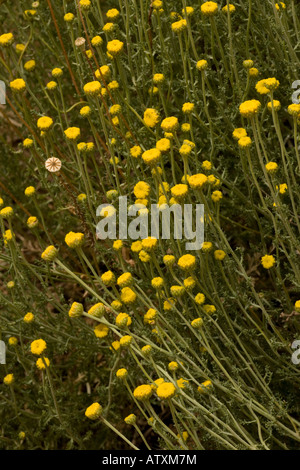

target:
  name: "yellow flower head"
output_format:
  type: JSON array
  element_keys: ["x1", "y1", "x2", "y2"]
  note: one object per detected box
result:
[
  {"x1": 24, "y1": 312, "x2": 35, "y2": 323},
  {"x1": 0, "y1": 33, "x2": 14, "y2": 47},
  {"x1": 170, "y1": 285, "x2": 185, "y2": 297},
  {"x1": 95, "y1": 65, "x2": 111, "y2": 81},
  {"x1": 120, "y1": 335, "x2": 133, "y2": 347},
  {"x1": 275, "y1": 2, "x2": 286, "y2": 10},
  {"x1": 288, "y1": 104, "x2": 300, "y2": 116},
  {"x1": 142, "y1": 148, "x2": 161, "y2": 166},
  {"x1": 151, "y1": 277, "x2": 164, "y2": 289},
  {"x1": 79, "y1": 0, "x2": 91, "y2": 10},
  {"x1": 120, "y1": 287, "x2": 136, "y2": 305},
  {"x1": 85, "y1": 402, "x2": 102, "y2": 420},
  {"x1": 139, "y1": 250, "x2": 151, "y2": 262},
  {"x1": 88, "y1": 303, "x2": 105, "y2": 318},
  {"x1": 133, "y1": 384, "x2": 152, "y2": 401},
  {"x1": 91, "y1": 35, "x2": 103, "y2": 47},
  {"x1": 188, "y1": 173, "x2": 208, "y2": 189},
  {"x1": 65, "y1": 231, "x2": 85, "y2": 248},
  {"x1": 130, "y1": 145, "x2": 142, "y2": 158},
  {"x1": 178, "y1": 254, "x2": 196, "y2": 271},
  {"x1": 202, "y1": 160, "x2": 212, "y2": 171},
  {"x1": 117, "y1": 272, "x2": 133, "y2": 288},
  {"x1": 84, "y1": 81, "x2": 102, "y2": 96},
  {"x1": 10, "y1": 78, "x2": 26, "y2": 92},
  {"x1": 134, "y1": 181, "x2": 150, "y2": 199},
  {"x1": 191, "y1": 317, "x2": 204, "y2": 328},
  {"x1": 267, "y1": 100, "x2": 281, "y2": 112},
  {"x1": 182, "y1": 102, "x2": 194, "y2": 114},
  {"x1": 30, "y1": 339, "x2": 47, "y2": 355},
  {"x1": 238, "y1": 136, "x2": 252, "y2": 148},
  {"x1": 107, "y1": 39, "x2": 124, "y2": 56},
  {"x1": 116, "y1": 312, "x2": 132, "y2": 328},
  {"x1": 8, "y1": 337, "x2": 17, "y2": 346},
  {"x1": 25, "y1": 186, "x2": 35, "y2": 197},
  {"x1": 156, "y1": 382, "x2": 176, "y2": 399},
  {"x1": 131, "y1": 240, "x2": 143, "y2": 253},
  {"x1": 23, "y1": 138, "x2": 34, "y2": 148},
  {"x1": 214, "y1": 249, "x2": 226, "y2": 260},
  {"x1": 184, "y1": 276, "x2": 196, "y2": 291},
  {"x1": 239, "y1": 99, "x2": 261, "y2": 118},
  {"x1": 36, "y1": 357, "x2": 50, "y2": 370},
  {"x1": 182, "y1": 123, "x2": 191, "y2": 132},
  {"x1": 163, "y1": 254, "x2": 176, "y2": 266},
  {"x1": 152, "y1": 0, "x2": 163, "y2": 9},
  {"x1": 141, "y1": 344, "x2": 152, "y2": 356},
  {"x1": 111, "y1": 340, "x2": 120, "y2": 351},
  {"x1": 294, "y1": 300, "x2": 300, "y2": 312},
  {"x1": 156, "y1": 138, "x2": 171, "y2": 153},
  {"x1": 168, "y1": 361, "x2": 179, "y2": 371},
  {"x1": 248, "y1": 67, "x2": 258, "y2": 78},
  {"x1": 211, "y1": 190, "x2": 222, "y2": 202},
  {"x1": 198, "y1": 380, "x2": 212, "y2": 393},
  {"x1": 41, "y1": 245, "x2": 58, "y2": 262},
  {"x1": 68, "y1": 302, "x2": 84, "y2": 318},
  {"x1": 37, "y1": 116, "x2": 53, "y2": 131},
  {"x1": 100, "y1": 205, "x2": 116, "y2": 218},
  {"x1": 64, "y1": 127, "x2": 80, "y2": 141},
  {"x1": 3, "y1": 229, "x2": 13, "y2": 244},
  {"x1": 255, "y1": 79, "x2": 272, "y2": 95},
  {"x1": 153, "y1": 73, "x2": 164, "y2": 84},
  {"x1": 143, "y1": 108, "x2": 160, "y2": 128},
  {"x1": 144, "y1": 308, "x2": 157, "y2": 325},
  {"x1": 196, "y1": 59, "x2": 208, "y2": 71},
  {"x1": 142, "y1": 237, "x2": 158, "y2": 252},
  {"x1": 232, "y1": 128, "x2": 247, "y2": 140},
  {"x1": 171, "y1": 184, "x2": 188, "y2": 200},
  {"x1": 124, "y1": 414, "x2": 136, "y2": 425},
  {"x1": 116, "y1": 368, "x2": 128, "y2": 379},
  {"x1": 3, "y1": 374, "x2": 14, "y2": 385},
  {"x1": 171, "y1": 19, "x2": 187, "y2": 33},
  {"x1": 261, "y1": 254, "x2": 275, "y2": 269},
  {"x1": 64, "y1": 12, "x2": 75, "y2": 22},
  {"x1": 24, "y1": 9, "x2": 37, "y2": 19},
  {"x1": 202, "y1": 241, "x2": 213, "y2": 252},
  {"x1": 195, "y1": 292, "x2": 205, "y2": 305},
  {"x1": 176, "y1": 377, "x2": 189, "y2": 390},
  {"x1": 265, "y1": 162, "x2": 278, "y2": 173},
  {"x1": 94, "y1": 323, "x2": 109, "y2": 338},
  {"x1": 222, "y1": 4, "x2": 235, "y2": 14},
  {"x1": 46, "y1": 81, "x2": 57, "y2": 91},
  {"x1": 0, "y1": 206, "x2": 14, "y2": 219},
  {"x1": 179, "y1": 143, "x2": 193, "y2": 157},
  {"x1": 101, "y1": 270, "x2": 116, "y2": 286},
  {"x1": 103, "y1": 22, "x2": 115, "y2": 32},
  {"x1": 161, "y1": 116, "x2": 179, "y2": 132},
  {"x1": 201, "y1": 1, "x2": 218, "y2": 16},
  {"x1": 106, "y1": 8, "x2": 120, "y2": 20},
  {"x1": 113, "y1": 240, "x2": 123, "y2": 251},
  {"x1": 52, "y1": 68, "x2": 63, "y2": 78},
  {"x1": 182, "y1": 6, "x2": 194, "y2": 17},
  {"x1": 278, "y1": 183, "x2": 287, "y2": 194}
]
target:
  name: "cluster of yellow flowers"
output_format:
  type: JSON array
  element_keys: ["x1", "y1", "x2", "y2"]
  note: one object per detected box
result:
[{"x1": 1, "y1": 0, "x2": 300, "y2": 452}]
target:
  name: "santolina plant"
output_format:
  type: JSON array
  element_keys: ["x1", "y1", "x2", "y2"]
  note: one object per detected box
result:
[{"x1": 0, "y1": 0, "x2": 300, "y2": 450}]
